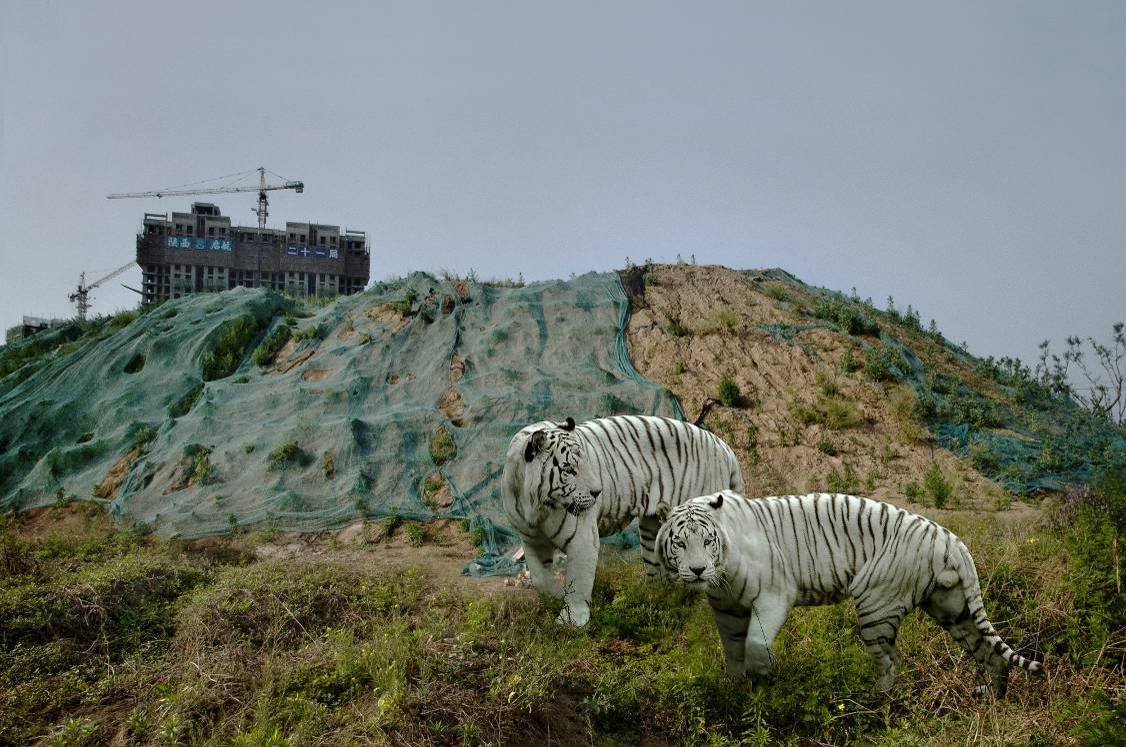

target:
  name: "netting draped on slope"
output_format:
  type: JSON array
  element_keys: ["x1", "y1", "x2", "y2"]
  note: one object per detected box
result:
[{"x1": 0, "y1": 273, "x2": 681, "y2": 574}]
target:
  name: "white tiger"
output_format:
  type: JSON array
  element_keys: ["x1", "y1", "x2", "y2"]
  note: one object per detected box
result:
[
  {"x1": 656, "y1": 491, "x2": 1044, "y2": 695},
  {"x1": 503, "y1": 415, "x2": 744, "y2": 627}
]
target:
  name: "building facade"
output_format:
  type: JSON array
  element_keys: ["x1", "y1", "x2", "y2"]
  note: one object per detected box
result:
[{"x1": 136, "y1": 203, "x2": 370, "y2": 305}]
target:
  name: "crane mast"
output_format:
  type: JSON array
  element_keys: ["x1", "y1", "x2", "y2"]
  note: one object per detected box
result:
[{"x1": 69, "y1": 261, "x2": 137, "y2": 321}]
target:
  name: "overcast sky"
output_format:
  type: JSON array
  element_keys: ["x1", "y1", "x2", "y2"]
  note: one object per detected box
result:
[{"x1": 1, "y1": 1, "x2": 1123, "y2": 368}]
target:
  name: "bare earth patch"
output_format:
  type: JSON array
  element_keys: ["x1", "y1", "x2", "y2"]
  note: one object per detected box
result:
[{"x1": 625, "y1": 264, "x2": 1028, "y2": 518}]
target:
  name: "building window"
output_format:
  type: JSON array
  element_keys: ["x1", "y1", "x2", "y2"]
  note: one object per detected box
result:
[
  {"x1": 186, "y1": 226, "x2": 194, "y2": 236},
  {"x1": 289, "y1": 233, "x2": 296, "y2": 241},
  {"x1": 300, "y1": 234, "x2": 306, "y2": 243},
  {"x1": 208, "y1": 227, "x2": 215, "y2": 236}
]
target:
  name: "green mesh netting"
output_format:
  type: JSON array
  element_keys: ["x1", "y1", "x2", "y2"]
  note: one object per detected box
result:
[{"x1": 0, "y1": 273, "x2": 680, "y2": 575}]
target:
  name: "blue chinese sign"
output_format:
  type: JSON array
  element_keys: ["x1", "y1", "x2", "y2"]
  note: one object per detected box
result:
[
  {"x1": 286, "y1": 245, "x2": 340, "y2": 260},
  {"x1": 166, "y1": 237, "x2": 233, "y2": 252}
]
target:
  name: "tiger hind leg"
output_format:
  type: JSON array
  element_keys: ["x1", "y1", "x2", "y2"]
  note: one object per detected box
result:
[{"x1": 922, "y1": 584, "x2": 1010, "y2": 697}]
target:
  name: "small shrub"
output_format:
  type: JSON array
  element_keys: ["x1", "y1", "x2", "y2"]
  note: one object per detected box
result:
[
  {"x1": 267, "y1": 441, "x2": 310, "y2": 470},
  {"x1": 717, "y1": 377, "x2": 742, "y2": 408},
  {"x1": 243, "y1": 443, "x2": 254, "y2": 454},
  {"x1": 429, "y1": 427, "x2": 456, "y2": 465},
  {"x1": 863, "y1": 347, "x2": 897, "y2": 382},
  {"x1": 923, "y1": 464, "x2": 952, "y2": 508},
  {"x1": 903, "y1": 481, "x2": 923, "y2": 500},
  {"x1": 816, "y1": 437, "x2": 838, "y2": 456}
]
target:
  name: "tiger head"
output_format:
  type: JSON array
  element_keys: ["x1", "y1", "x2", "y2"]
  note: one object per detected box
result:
[
  {"x1": 523, "y1": 417, "x2": 603, "y2": 515},
  {"x1": 655, "y1": 493, "x2": 729, "y2": 589}
]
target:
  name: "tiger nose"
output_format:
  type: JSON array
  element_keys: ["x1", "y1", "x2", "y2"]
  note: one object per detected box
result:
[
  {"x1": 589, "y1": 489, "x2": 601, "y2": 499},
  {"x1": 690, "y1": 565, "x2": 705, "y2": 577}
]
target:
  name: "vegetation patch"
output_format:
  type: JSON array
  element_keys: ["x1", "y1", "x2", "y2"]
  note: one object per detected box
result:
[
  {"x1": 429, "y1": 427, "x2": 457, "y2": 466},
  {"x1": 201, "y1": 314, "x2": 262, "y2": 380},
  {"x1": 717, "y1": 376, "x2": 742, "y2": 408},
  {"x1": 267, "y1": 441, "x2": 311, "y2": 470},
  {"x1": 252, "y1": 324, "x2": 292, "y2": 367}
]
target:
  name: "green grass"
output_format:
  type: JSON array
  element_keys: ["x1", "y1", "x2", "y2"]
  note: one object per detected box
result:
[{"x1": 0, "y1": 490, "x2": 1121, "y2": 745}]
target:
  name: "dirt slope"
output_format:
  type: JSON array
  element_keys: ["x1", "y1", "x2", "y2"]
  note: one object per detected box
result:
[{"x1": 624, "y1": 264, "x2": 1031, "y2": 518}]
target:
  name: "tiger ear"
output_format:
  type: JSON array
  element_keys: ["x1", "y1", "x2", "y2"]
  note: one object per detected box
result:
[
  {"x1": 524, "y1": 431, "x2": 548, "y2": 462},
  {"x1": 655, "y1": 501, "x2": 671, "y2": 523},
  {"x1": 560, "y1": 417, "x2": 576, "y2": 431},
  {"x1": 708, "y1": 493, "x2": 724, "y2": 510}
]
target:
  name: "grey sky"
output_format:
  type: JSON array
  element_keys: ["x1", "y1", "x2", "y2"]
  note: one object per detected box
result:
[{"x1": 2, "y1": 1, "x2": 1123, "y2": 369}]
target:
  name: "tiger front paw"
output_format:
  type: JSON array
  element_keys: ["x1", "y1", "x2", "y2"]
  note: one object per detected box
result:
[{"x1": 556, "y1": 603, "x2": 591, "y2": 628}]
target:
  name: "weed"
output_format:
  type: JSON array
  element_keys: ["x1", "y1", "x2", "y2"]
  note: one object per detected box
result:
[
  {"x1": 903, "y1": 481, "x2": 923, "y2": 500},
  {"x1": 406, "y1": 523, "x2": 426, "y2": 547},
  {"x1": 840, "y1": 345, "x2": 861, "y2": 373},
  {"x1": 816, "y1": 437, "x2": 838, "y2": 456},
  {"x1": 700, "y1": 310, "x2": 739, "y2": 335}
]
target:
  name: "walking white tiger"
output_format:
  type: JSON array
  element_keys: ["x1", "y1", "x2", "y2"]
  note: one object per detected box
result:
[
  {"x1": 502, "y1": 415, "x2": 744, "y2": 627},
  {"x1": 655, "y1": 491, "x2": 1044, "y2": 695}
]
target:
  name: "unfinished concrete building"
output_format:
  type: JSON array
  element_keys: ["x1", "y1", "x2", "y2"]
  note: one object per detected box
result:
[{"x1": 136, "y1": 203, "x2": 370, "y2": 305}]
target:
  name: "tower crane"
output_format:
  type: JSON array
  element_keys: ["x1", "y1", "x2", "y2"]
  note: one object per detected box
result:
[
  {"x1": 70, "y1": 261, "x2": 137, "y2": 321},
  {"x1": 107, "y1": 166, "x2": 304, "y2": 229}
]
